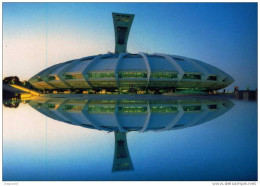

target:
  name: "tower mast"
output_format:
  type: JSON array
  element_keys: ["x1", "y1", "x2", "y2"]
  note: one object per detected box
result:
[
  {"x1": 112, "y1": 12, "x2": 135, "y2": 54},
  {"x1": 112, "y1": 131, "x2": 134, "y2": 172}
]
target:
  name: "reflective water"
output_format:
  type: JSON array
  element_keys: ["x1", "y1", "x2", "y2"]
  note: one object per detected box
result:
[{"x1": 3, "y1": 96, "x2": 257, "y2": 181}]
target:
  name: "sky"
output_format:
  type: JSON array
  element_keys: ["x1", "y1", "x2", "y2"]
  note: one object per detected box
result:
[{"x1": 3, "y1": 2, "x2": 258, "y2": 90}]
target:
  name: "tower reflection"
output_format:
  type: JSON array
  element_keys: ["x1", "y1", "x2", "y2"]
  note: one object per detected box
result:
[
  {"x1": 25, "y1": 97, "x2": 234, "y2": 172},
  {"x1": 5, "y1": 96, "x2": 234, "y2": 172}
]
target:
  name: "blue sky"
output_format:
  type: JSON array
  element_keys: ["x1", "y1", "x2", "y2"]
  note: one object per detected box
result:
[{"x1": 3, "y1": 3, "x2": 257, "y2": 90}]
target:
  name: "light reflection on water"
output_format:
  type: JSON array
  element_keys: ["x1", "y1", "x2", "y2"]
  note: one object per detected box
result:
[{"x1": 3, "y1": 96, "x2": 257, "y2": 181}]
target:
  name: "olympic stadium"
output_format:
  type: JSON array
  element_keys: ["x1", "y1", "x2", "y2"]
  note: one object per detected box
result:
[
  {"x1": 28, "y1": 97, "x2": 234, "y2": 132},
  {"x1": 28, "y1": 12, "x2": 234, "y2": 94},
  {"x1": 27, "y1": 97, "x2": 233, "y2": 172}
]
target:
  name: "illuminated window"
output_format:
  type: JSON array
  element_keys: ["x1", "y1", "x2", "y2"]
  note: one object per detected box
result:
[
  {"x1": 117, "y1": 16, "x2": 130, "y2": 22},
  {"x1": 150, "y1": 106, "x2": 177, "y2": 113},
  {"x1": 65, "y1": 74, "x2": 84, "y2": 80},
  {"x1": 48, "y1": 104, "x2": 55, "y2": 108},
  {"x1": 48, "y1": 76, "x2": 55, "y2": 81},
  {"x1": 64, "y1": 105, "x2": 84, "y2": 111},
  {"x1": 88, "y1": 105, "x2": 115, "y2": 113},
  {"x1": 48, "y1": 75, "x2": 60, "y2": 81},
  {"x1": 88, "y1": 72, "x2": 115, "y2": 78},
  {"x1": 118, "y1": 106, "x2": 147, "y2": 113},
  {"x1": 151, "y1": 72, "x2": 177, "y2": 79},
  {"x1": 118, "y1": 71, "x2": 147, "y2": 78}
]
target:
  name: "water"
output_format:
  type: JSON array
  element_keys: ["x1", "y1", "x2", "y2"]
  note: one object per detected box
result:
[{"x1": 3, "y1": 96, "x2": 257, "y2": 181}]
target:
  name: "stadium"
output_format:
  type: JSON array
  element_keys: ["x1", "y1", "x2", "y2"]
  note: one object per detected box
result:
[
  {"x1": 28, "y1": 12, "x2": 234, "y2": 94},
  {"x1": 27, "y1": 97, "x2": 233, "y2": 172},
  {"x1": 28, "y1": 97, "x2": 234, "y2": 132}
]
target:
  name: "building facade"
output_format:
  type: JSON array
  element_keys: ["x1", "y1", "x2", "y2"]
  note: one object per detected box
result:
[
  {"x1": 28, "y1": 97, "x2": 234, "y2": 132},
  {"x1": 28, "y1": 12, "x2": 234, "y2": 93}
]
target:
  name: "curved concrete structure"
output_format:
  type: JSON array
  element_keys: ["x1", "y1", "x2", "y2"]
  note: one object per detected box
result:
[
  {"x1": 28, "y1": 12, "x2": 234, "y2": 93},
  {"x1": 29, "y1": 53, "x2": 234, "y2": 93},
  {"x1": 28, "y1": 97, "x2": 234, "y2": 132}
]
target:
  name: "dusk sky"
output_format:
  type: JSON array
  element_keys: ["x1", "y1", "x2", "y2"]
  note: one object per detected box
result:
[{"x1": 3, "y1": 3, "x2": 257, "y2": 90}]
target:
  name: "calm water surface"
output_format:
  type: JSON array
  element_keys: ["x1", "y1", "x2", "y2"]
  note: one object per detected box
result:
[{"x1": 3, "y1": 96, "x2": 257, "y2": 181}]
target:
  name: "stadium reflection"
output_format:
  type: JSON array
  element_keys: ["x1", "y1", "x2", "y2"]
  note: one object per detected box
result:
[
  {"x1": 26, "y1": 97, "x2": 233, "y2": 132},
  {"x1": 19, "y1": 96, "x2": 234, "y2": 172}
]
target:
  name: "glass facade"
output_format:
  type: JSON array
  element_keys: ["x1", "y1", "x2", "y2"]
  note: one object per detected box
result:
[
  {"x1": 48, "y1": 75, "x2": 59, "y2": 81},
  {"x1": 118, "y1": 106, "x2": 147, "y2": 113},
  {"x1": 90, "y1": 100, "x2": 116, "y2": 104},
  {"x1": 66, "y1": 82, "x2": 89, "y2": 88},
  {"x1": 47, "y1": 103, "x2": 57, "y2": 109},
  {"x1": 183, "y1": 74, "x2": 201, "y2": 80},
  {"x1": 48, "y1": 76, "x2": 55, "y2": 81},
  {"x1": 65, "y1": 74, "x2": 84, "y2": 80},
  {"x1": 151, "y1": 72, "x2": 177, "y2": 79},
  {"x1": 118, "y1": 71, "x2": 147, "y2": 78},
  {"x1": 119, "y1": 100, "x2": 146, "y2": 104},
  {"x1": 150, "y1": 106, "x2": 178, "y2": 113},
  {"x1": 88, "y1": 72, "x2": 115, "y2": 78},
  {"x1": 64, "y1": 105, "x2": 84, "y2": 111},
  {"x1": 88, "y1": 105, "x2": 115, "y2": 113}
]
